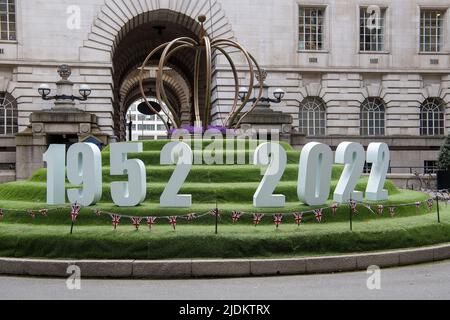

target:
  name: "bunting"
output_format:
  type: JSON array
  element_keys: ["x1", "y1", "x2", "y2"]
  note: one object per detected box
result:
[
  {"x1": 146, "y1": 217, "x2": 156, "y2": 230},
  {"x1": 293, "y1": 212, "x2": 303, "y2": 226},
  {"x1": 349, "y1": 200, "x2": 358, "y2": 214},
  {"x1": 377, "y1": 205, "x2": 384, "y2": 215},
  {"x1": 253, "y1": 213, "x2": 264, "y2": 226},
  {"x1": 187, "y1": 213, "x2": 197, "y2": 221},
  {"x1": 427, "y1": 199, "x2": 434, "y2": 211},
  {"x1": 112, "y1": 214, "x2": 121, "y2": 229},
  {"x1": 330, "y1": 203, "x2": 338, "y2": 215},
  {"x1": 70, "y1": 203, "x2": 81, "y2": 223},
  {"x1": 28, "y1": 210, "x2": 36, "y2": 219},
  {"x1": 231, "y1": 211, "x2": 242, "y2": 224},
  {"x1": 39, "y1": 209, "x2": 48, "y2": 217},
  {"x1": 389, "y1": 206, "x2": 397, "y2": 217},
  {"x1": 314, "y1": 209, "x2": 323, "y2": 223},
  {"x1": 0, "y1": 208, "x2": 3, "y2": 220},
  {"x1": 169, "y1": 216, "x2": 177, "y2": 230},
  {"x1": 273, "y1": 214, "x2": 283, "y2": 228},
  {"x1": 131, "y1": 217, "x2": 142, "y2": 230},
  {"x1": 94, "y1": 209, "x2": 102, "y2": 217}
]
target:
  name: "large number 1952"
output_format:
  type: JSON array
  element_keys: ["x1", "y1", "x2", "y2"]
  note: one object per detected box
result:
[{"x1": 44, "y1": 141, "x2": 390, "y2": 208}]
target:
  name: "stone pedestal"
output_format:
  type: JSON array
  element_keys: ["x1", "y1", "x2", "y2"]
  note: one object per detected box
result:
[
  {"x1": 239, "y1": 104, "x2": 293, "y2": 144},
  {"x1": 15, "y1": 109, "x2": 108, "y2": 180}
]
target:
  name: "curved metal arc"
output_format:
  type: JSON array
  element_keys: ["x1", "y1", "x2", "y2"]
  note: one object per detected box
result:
[
  {"x1": 157, "y1": 41, "x2": 196, "y2": 128},
  {"x1": 234, "y1": 52, "x2": 264, "y2": 129},
  {"x1": 193, "y1": 48, "x2": 202, "y2": 127},
  {"x1": 212, "y1": 39, "x2": 255, "y2": 127},
  {"x1": 214, "y1": 46, "x2": 240, "y2": 126},
  {"x1": 203, "y1": 36, "x2": 213, "y2": 129},
  {"x1": 138, "y1": 42, "x2": 173, "y2": 132}
]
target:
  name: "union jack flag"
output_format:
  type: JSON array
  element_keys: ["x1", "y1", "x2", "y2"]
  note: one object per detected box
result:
[
  {"x1": 94, "y1": 209, "x2": 102, "y2": 217},
  {"x1": 349, "y1": 200, "x2": 358, "y2": 214},
  {"x1": 28, "y1": 210, "x2": 36, "y2": 219},
  {"x1": 131, "y1": 217, "x2": 142, "y2": 230},
  {"x1": 146, "y1": 217, "x2": 156, "y2": 230},
  {"x1": 112, "y1": 214, "x2": 121, "y2": 229},
  {"x1": 314, "y1": 209, "x2": 323, "y2": 223},
  {"x1": 253, "y1": 213, "x2": 264, "y2": 226},
  {"x1": 210, "y1": 208, "x2": 220, "y2": 217},
  {"x1": 231, "y1": 211, "x2": 242, "y2": 224},
  {"x1": 39, "y1": 209, "x2": 48, "y2": 217},
  {"x1": 293, "y1": 212, "x2": 303, "y2": 226},
  {"x1": 0, "y1": 208, "x2": 3, "y2": 220},
  {"x1": 415, "y1": 201, "x2": 422, "y2": 211},
  {"x1": 186, "y1": 213, "x2": 197, "y2": 221},
  {"x1": 388, "y1": 206, "x2": 397, "y2": 217},
  {"x1": 273, "y1": 214, "x2": 283, "y2": 228},
  {"x1": 71, "y1": 203, "x2": 81, "y2": 223},
  {"x1": 330, "y1": 203, "x2": 339, "y2": 215},
  {"x1": 377, "y1": 205, "x2": 384, "y2": 215},
  {"x1": 427, "y1": 199, "x2": 434, "y2": 211},
  {"x1": 169, "y1": 216, "x2": 177, "y2": 230}
]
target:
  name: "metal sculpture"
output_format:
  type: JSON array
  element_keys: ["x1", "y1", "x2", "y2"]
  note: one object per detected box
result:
[{"x1": 138, "y1": 15, "x2": 263, "y2": 131}]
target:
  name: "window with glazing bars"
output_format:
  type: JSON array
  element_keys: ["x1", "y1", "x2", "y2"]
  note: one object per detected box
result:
[
  {"x1": 361, "y1": 98, "x2": 386, "y2": 136},
  {"x1": 299, "y1": 97, "x2": 326, "y2": 136},
  {"x1": 420, "y1": 10, "x2": 444, "y2": 52},
  {"x1": 0, "y1": 92, "x2": 17, "y2": 135},
  {"x1": 420, "y1": 98, "x2": 445, "y2": 136},
  {"x1": 0, "y1": 0, "x2": 16, "y2": 41},
  {"x1": 299, "y1": 7, "x2": 324, "y2": 51},
  {"x1": 360, "y1": 7, "x2": 385, "y2": 51}
]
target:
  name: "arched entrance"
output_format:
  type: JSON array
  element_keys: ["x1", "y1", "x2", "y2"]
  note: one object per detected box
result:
[{"x1": 111, "y1": 9, "x2": 212, "y2": 140}]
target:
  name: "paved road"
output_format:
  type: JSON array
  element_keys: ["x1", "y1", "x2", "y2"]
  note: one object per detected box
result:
[{"x1": 0, "y1": 260, "x2": 449, "y2": 300}]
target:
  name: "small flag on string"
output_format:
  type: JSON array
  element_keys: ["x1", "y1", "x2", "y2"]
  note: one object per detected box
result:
[
  {"x1": 231, "y1": 211, "x2": 242, "y2": 224},
  {"x1": 427, "y1": 199, "x2": 434, "y2": 211},
  {"x1": 210, "y1": 208, "x2": 220, "y2": 217},
  {"x1": 388, "y1": 206, "x2": 397, "y2": 217},
  {"x1": 377, "y1": 205, "x2": 384, "y2": 215},
  {"x1": 330, "y1": 203, "x2": 338, "y2": 215},
  {"x1": 131, "y1": 217, "x2": 142, "y2": 230},
  {"x1": 168, "y1": 216, "x2": 177, "y2": 230},
  {"x1": 314, "y1": 209, "x2": 323, "y2": 223},
  {"x1": 349, "y1": 200, "x2": 358, "y2": 214},
  {"x1": 28, "y1": 210, "x2": 36, "y2": 219},
  {"x1": 112, "y1": 214, "x2": 121, "y2": 229},
  {"x1": 70, "y1": 203, "x2": 81, "y2": 223},
  {"x1": 253, "y1": 213, "x2": 264, "y2": 226},
  {"x1": 273, "y1": 214, "x2": 283, "y2": 229},
  {"x1": 146, "y1": 217, "x2": 156, "y2": 230},
  {"x1": 39, "y1": 209, "x2": 48, "y2": 217},
  {"x1": 415, "y1": 201, "x2": 422, "y2": 212},
  {"x1": 0, "y1": 208, "x2": 4, "y2": 220},
  {"x1": 186, "y1": 213, "x2": 197, "y2": 221},
  {"x1": 293, "y1": 212, "x2": 303, "y2": 226},
  {"x1": 94, "y1": 209, "x2": 102, "y2": 217}
]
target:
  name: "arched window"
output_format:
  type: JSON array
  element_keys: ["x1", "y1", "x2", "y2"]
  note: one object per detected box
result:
[
  {"x1": 420, "y1": 98, "x2": 445, "y2": 136},
  {"x1": 360, "y1": 98, "x2": 385, "y2": 136},
  {"x1": 299, "y1": 97, "x2": 326, "y2": 136},
  {"x1": 0, "y1": 92, "x2": 17, "y2": 135}
]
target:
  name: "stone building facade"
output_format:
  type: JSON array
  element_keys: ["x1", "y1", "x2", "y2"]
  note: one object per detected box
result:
[{"x1": 0, "y1": 0, "x2": 449, "y2": 181}]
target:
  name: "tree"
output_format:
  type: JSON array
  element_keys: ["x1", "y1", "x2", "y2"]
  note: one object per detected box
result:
[{"x1": 437, "y1": 135, "x2": 450, "y2": 171}]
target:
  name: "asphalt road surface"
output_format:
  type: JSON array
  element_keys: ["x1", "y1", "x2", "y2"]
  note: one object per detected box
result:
[{"x1": 0, "y1": 260, "x2": 449, "y2": 300}]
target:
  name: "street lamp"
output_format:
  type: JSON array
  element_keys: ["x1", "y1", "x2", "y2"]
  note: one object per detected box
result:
[
  {"x1": 238, "y1": 86, "x2": 285, "y2": 104},
  {"x1": 38, "y1": 83, "x2": 92, "y2": 101}
]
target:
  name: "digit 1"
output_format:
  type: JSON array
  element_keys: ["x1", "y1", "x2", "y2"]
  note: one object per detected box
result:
[
  {"x1": 43, "y1": 144, "x2": 66, "y2": 205},
  {"x1": 365, "y1": 143, "x2": 390, "y2": 201},
  {"x1": 67, "y1": 143, "x2": 103, "y2": 207},
  {"x1": 298, "y1": 142, "x2": 333, "y2": 206}
]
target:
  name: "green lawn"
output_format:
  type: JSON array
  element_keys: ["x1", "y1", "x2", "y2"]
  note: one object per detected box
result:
[{"x1": 0, "y1": 139, "x2": 444, "y2": 260}]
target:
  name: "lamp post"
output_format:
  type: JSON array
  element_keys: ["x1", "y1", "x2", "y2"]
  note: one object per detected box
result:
[
  {"x1": 38, "y1": 65, "x2": 92, "y2": 109},
  {"x1": 238, "y1": 70, "x2": 285, "y2": 106}
]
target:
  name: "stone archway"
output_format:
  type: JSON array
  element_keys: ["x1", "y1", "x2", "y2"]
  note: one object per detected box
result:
[{"x1": 81, "y1": 1, "x2": 235, "y2": 140}]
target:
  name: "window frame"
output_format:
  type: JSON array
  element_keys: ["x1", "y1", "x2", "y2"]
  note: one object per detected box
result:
[
  {"x1": 358, "y1": 6, "x2": 388, "y2": 53},
  {"x1": 0, "y1": 92, "x2": 18, "y2": 136},
  {"x1": 420, "y1": 98, "x2": 446, "y2": 136},
  {"x1": 297, "y1": 5, "x2": 328, "y2": 52},
  {"x1": 0, "y1": 0, "x2": 16, "y2": 42},
  {"x1": 298, "y1": 97, "x2": 327, "y2": 137},
  {"x1": 360, "y1": 97, "x2": 386, "y2": 137}
]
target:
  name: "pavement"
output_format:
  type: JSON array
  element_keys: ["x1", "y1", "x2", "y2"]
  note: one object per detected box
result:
[{"x1": 0, "y1": 260, "x2": 449, "y2": 300}]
